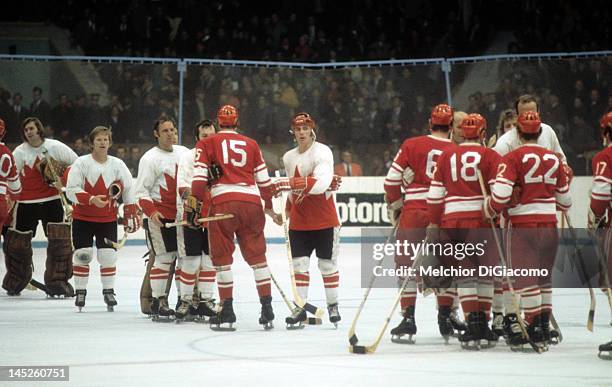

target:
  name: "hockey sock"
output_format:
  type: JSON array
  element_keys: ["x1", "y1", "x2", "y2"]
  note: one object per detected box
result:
[
  {"x1": 400, "y1": 279, "x2": 417, "y2": 311},
  {"x1": 98, "y1": 248, "x2": 117, "y2": 289},
  {"x1": 540, "y1": 285, "x2": 552, "y2": 314},
  {"x1": 179, "y1": 255, "x2": 200, "y2": 300},
  {"x1": 477, "y1": 280, "x2": 494, "y2": 319},
  {"x1": 458, "y1": 280, "x2": 478, "y2": 314},
  {"x1": 216, "y1": 266, "x2": 234, "y2": 300},
  {"x1": 72, "y1": 248, "x2": 93, "y2": 290},
  {"x1": 519, "y1": 285, "x2": 542, "y2": 324},
  {"x1": 252, "y1": 263, "x2": 272, "y2": 298},
  {"x1": 318, "y1": 259, "x2": 339, "y2": 305},
  {"x1": 199, "y1": 254, "x2": 216, "y2": 300},
  {"x1": 294, "y1": 256, "x2": 310, "y2": 301}
]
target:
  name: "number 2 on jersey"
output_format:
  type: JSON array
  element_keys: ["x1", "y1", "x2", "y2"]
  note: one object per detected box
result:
[{"x1": 221, "y1": 139, "x2": 247, "y2": 167}]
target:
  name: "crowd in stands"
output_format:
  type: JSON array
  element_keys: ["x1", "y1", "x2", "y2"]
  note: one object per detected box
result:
[{"x1": 0, "y1": 0, "x2": 610, "y2": 175}]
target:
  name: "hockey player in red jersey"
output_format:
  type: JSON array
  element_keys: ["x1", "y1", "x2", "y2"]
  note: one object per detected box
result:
[
  {"x1": 485, "y1": 111, "x2": 571, "y2": 351},
  {"x1": 428, "y1": 114, "x2": 501, "y2": 349},
  {"x1": 384, "y1": 103, "x2": 466, "y2": 343},
  {"x1": 66, "y1": 126, "x2": 140, "y2": 311},
  {"x1": 589, "y1": 111, "x2": 612, "y2": 299},
  {"x1": 0, "y1": 118, "x2": 23, "y2": 291},
  {"x1": 190, "y1": 105, "x2": 276, "y2": 330},
  {"x1": 272, "y1": 112, "x2": 342, "y2": 328},
  {"x1": 3, "y1": 117, "x2": 77, "y2": 297}
]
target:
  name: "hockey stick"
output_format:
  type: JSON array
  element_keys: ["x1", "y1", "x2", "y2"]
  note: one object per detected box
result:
[
  {"x1": 41, "y1": 148, "x2": 73, "y2": 222},
  {"x1": 561, "y1": 212, "x2": 596, "y2": 331},
  {"x1": 584, "y1": 222, "x2": 612, "y2": 320},
  {"x1": 478, "y1": 171, "x2": 543, "y2": 353},
  {"x1": 348, "y1": 224, "x2": 398, "y2": 348},
  {"x1": 275, "y1": 175, "x2": 325, "y2": 319},
  {"x1": 270, "y1": 271, "x2": 322, "y2": 325},
  {"x1": 163, "y1": 213, "x2": 234, "y2": 228},
  {"x1": 351, "y1": 274, "x2": 411, "y2": 354},
  {"x1": 104, "y1": 230, "x2": 128, "y2": 250},
  {"x1": 26, "y1": 278, "x2": 50, "y2": 294}
]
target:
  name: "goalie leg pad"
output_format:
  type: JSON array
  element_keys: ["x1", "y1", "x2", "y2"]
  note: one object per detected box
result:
[
  {"x1": 140, "y1": 250, "x2": 155, "y2": 315},
  {"x1": 45, "y1": 222, "x2": 74, "y2": 297},
  {"x1": 2, "y1": 228, "x2": 33, "y2": 294}
]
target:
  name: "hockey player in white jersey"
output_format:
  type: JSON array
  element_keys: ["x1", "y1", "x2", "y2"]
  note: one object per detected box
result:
[
  {"x1": 175, "y1": 119, "x2": 217, "y2": 321},
  {"x1": 134, "y1": 117, "x2": 189, "y2": 321},
  {"x1": 273, "y1": 112, "x2": 342, "y2": 327},
  {"x1": 4, "y1": 117, "x2": 78, "y2": 298},
  {"x1": 66, "y1": 126, "x2": 140, "y2": 311}
]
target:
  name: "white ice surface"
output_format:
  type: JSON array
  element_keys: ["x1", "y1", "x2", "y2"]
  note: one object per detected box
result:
[{"x1": 1, "y1": 244, "x2": 611, "y2": 387}]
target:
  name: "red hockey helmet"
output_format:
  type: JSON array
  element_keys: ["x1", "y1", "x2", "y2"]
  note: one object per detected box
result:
[
  {"x1": 430, "y1": 104, "x2": 454, "y2": 126},
  {"x1": 517, "y1": 111, "x2": 541, "y2": 134},
  {"x1": 291, "y1": 112, "x2": 316, "y2": 131},
  {"x1": 0, "y1": 118, "x2": 5, "y2": 140},
  {"x1": 460, "y1": 113, "x2": 487, "y2": 139},
  {"x1": 217, "y1": 105, "x2": 238, "y2": 127},
  {"x1": 600, "y1": 111, "x2": 612, "y2": 130}
]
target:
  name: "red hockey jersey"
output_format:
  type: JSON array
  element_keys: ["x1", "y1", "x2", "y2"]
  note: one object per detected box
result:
[
  {"x1": 384, "y1": 135, "x2": 454, "y2": 211},
  {"x1": 192, "y1": 130, "x2": 273, "y2": 208},
  {"x1": 490, "y1": 144, "x2": 571, "y2": 224},
  {"x1": 428, "y1": 143, "x2": 501, "y2": 224},
  {"x1": 590, "y1": 145, "x2": 612, "y2": 218}
]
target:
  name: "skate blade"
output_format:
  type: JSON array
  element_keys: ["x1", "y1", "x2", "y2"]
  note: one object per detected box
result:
[
  {"x1": 152, "y1": 315, "x2": 175, "y2": 323},
  {"x1": 510, "y1": 343, "x2": 547, "y2": 353},
  {"x1": 460, "y1": 341, "x2": 480, "y2": 351},
  {"x1": 598, "y1": 352, "x2": 612, "y2": 360},
  {"x1": 479, "y1": 340, "x2": 498, "y2": 349},
  {"x1": 262, "y1": 322, "x2": 274, "y2": 331},
  {"x1": 210, "y1": 323, "x2": 236, "y2": 331},
  {"x1": 286, "y1": 323, "x2": 306, "y2": 330},
  {"x1": 391, "y1": 334, "x2": 416, "y2": 344}
]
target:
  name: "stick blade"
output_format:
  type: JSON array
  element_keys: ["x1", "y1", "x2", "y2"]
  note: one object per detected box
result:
[{"x1": 350, "y1": 345, "x2": 367, "y2": 354}]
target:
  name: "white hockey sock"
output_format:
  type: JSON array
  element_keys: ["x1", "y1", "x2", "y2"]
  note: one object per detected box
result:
[{"x1": 98, "y1": 248, "x2": 117, "y2": 289}]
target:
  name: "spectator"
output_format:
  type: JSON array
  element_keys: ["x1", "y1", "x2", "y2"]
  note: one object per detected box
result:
[
  {"x1": 487, "y1": 109, "x2": 517, "y2": 148},
  {"x1": 334, "y1": 150, "x2": 363, "y2": 176},
  {"x1": 30, "y1": 86, "x2": 51, "y2": 124},
  {"x1": 6, "y1": 93, "x2": 29, "y2": 143}
]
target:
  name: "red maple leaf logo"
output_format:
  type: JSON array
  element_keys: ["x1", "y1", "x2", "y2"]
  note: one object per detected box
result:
[{"x1": 158, "y1": 171, "x2": 177, "y2": 206}]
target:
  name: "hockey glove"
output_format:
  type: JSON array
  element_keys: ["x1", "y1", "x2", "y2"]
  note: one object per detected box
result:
[
  {"x1": 39, "y1": 157, "x2": 68, "y2": 187},
  {"x1": 273, "y1": 177, "x2": 314, "y2": 198},
  {"x1": 209, "y1": 162, "x2": 223, "y2": 186},
  {"x1": 327, "y1": 175, "x2": 342, "y2": 192},
  {"x1": 385, "y1": 194, "x2": 403, "y2": 227},
  {"x1": 184, "y1": 195, "x2": 203, "y2": 229},
  {"x1": 482, "y1": 196, "x2": 498, "y2": 221},
  {"x1": 122, "y1": 203, "x2": 142, "y2": 233}
]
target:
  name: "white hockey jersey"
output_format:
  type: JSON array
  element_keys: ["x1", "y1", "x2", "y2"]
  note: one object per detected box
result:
[
  {"x1": 134, "y1": 145, "x2": 189, "y2": 220},
  {"x1": 13, "y1": 138, "x2": 78, "y2": 203},
  {"x1": 283, "y1": 142, "x2": 340, "y2": 230},
  {"x1": 66, "y1": 155, "x2": 135, "y2": 222},
  {"x1": 493, "y1": 122, "x2": 566, "y2": 163}
]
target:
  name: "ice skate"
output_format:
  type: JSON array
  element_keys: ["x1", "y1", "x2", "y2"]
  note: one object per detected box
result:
[
  {"x1": 449, "y1": 307, "x2": 467, "y2": 334},
  {"x1": 437, "y1": 306, "x2": 455, "y2": 343},
  {"x1": 598, "y1": 341, "x2": 612, "y2": 360},
  {"x1": 491, "y1": 312, "x2": 505, "y2": 338},
  {"x1": 103, "y1": 289, "x2": 117, "y2": 312},
  {"x1": 285, "y1": 306, "x2": 307, "y2": 330},
  {"x1": 527, "y1": 314, "x2": 549, "y2": 352},
  {"x1": 151, "y1": 296, "x2": 175, "y2": 322},
  {"x1": 258, "y1": 296, "x2": 275, "y2": 330},
  {"x1": 390, "y1": 306, "x2": 416, "y2": 344},
  {"x1": 459, "y1": 312, "x2": 482, "y2": 350},
  {"x1": 175, "y1": 299, "x2": 194, "y2": 322},
  {"x1": 327, "y1": 303, "x2": 341, "y2": 328},
  {"x1": 210, "y1": 298, "x2": 236, "y2": 331},
  {"x1": 193, "y1": 298, "x2": 216, "y2": 323},
  {"x1": 478, "y1": 312, "x2": 499, "y2": 349},
  {"x1": 504, "y1": 314, "x2": 538, "y2": 353},
  {"x1": 540, "y1": 312, "x2": 559, "y2": 345},
  {"x1": 75, "y1": 289, "x2": 87, "y2": 312}
]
